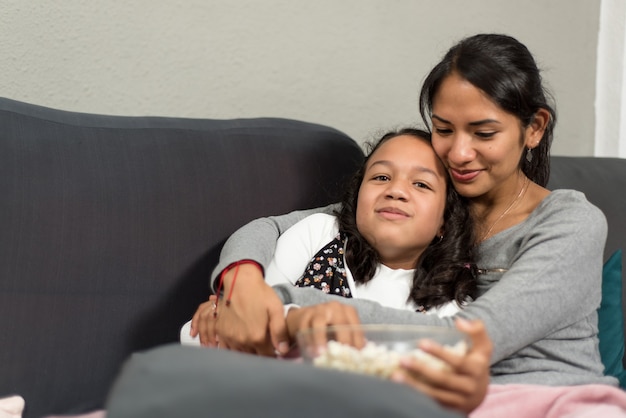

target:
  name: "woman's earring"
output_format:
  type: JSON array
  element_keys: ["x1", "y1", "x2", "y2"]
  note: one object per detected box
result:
[
  {"x1": 436, "y1": 235, "x2": 444, "y2": 244},
  {"x1": 526, "y1": 147, "x2": 533, "y2": 163}
]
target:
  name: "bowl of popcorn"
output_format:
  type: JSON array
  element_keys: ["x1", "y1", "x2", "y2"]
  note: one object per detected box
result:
[{"x1": 296, "y1": 324, "x2": 469, "y2": 379}]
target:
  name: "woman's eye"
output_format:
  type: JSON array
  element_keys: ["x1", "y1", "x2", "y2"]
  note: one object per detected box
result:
[
  {"x1": 434, "y1": 127, "x2": 452, "y2": 136},
  {"x1": 475, "y1": 131, "x2": 496, "y2": 139},
  {"x1": 372, "y1": 175, "x2": 390, "y2": 181}
]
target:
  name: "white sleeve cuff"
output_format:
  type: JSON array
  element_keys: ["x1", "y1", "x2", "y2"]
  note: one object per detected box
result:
[{"x1": 283, "y1": 303, "x2": 300, "y2": 317}]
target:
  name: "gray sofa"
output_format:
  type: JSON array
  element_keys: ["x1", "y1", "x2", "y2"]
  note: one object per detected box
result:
[
  {"x1": 0, "y1": 97, "x2": 363, "y2": 417},
  {"x1": 0, "y1": 97, "x2": 624, "y2": 417}
]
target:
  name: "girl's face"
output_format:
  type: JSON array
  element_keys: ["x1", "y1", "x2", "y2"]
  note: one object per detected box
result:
[
  {"x1": 430, "y1": 72, "x2": 544, "y2": 201},
  {"x1": 356, "y1": 135, "x2": 447, "y2": 270}
]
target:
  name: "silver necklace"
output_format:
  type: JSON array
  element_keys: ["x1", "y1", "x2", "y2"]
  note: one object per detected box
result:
[{"x1": 480, "y1": 176, "x2": 530, "y2": 241}]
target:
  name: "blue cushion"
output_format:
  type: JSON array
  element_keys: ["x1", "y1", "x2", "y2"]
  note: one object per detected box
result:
[{"x1": 598, "y1": 249, "x2": 626, "y2": 388}]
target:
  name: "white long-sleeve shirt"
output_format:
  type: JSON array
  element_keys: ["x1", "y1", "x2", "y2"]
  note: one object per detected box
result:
[{"x1": 265, "y1": 213, "x2": 461, "y2": 317}]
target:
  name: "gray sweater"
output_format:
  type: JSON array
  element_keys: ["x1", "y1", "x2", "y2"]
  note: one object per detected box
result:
[{"x1": 211, "y1": 190, "x2": 617, "y2": 387}]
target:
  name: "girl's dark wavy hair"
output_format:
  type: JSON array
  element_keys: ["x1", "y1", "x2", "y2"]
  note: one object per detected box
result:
[
  {"x1": 419, "y1": 33, "x2": 557, "y2": 187},
  {"x1": 335, "y1": 128, "x2": 478, "y2": 310}
]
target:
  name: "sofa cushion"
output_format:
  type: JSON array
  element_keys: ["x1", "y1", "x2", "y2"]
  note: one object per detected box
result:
[{"x1": 599, "y1": 249, "x2": 626, "y2": 388}]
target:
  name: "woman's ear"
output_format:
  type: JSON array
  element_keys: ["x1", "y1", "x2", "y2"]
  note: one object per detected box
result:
[{"x1": 525, "y1": 108, "x2": 551, "y2": 148}]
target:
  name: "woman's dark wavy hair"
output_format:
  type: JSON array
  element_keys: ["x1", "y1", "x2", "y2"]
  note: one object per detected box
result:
[
  {"x1": 335, "y1": 128, "x2": 477, "y2": 310},
  {"x1": 419, "y1": 33, "x2": 557, "y2": 187}
]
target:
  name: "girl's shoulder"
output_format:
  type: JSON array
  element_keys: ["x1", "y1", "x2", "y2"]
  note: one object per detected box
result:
[
  {"x1": 279, "y1": 212, "x2": 339, "y2": 242},
  {"x1": 294, "y1": 212, "x2": 337, "y2": 228}
]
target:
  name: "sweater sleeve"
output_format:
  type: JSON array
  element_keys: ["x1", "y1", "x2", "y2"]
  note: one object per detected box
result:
[{"x1": 210, "y1": 204, "x2": 338, "y2": 290}]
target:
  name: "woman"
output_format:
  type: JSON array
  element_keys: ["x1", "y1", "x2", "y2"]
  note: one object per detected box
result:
[{"x1": 191, "y1": 34, "x2": 626, "y2": 415}]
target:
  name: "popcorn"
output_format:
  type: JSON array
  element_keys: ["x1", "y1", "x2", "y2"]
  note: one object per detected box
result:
[{"x1": 312, "y1": 339, "x2": 467, "y2": 378}]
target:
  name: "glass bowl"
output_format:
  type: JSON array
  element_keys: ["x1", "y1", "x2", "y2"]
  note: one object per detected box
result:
[{"x1": 296, "y1": 324, "x2": 469, "y2": 379}]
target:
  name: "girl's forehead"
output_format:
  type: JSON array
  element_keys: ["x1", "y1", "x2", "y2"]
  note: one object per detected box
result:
[
  {"x1": 373, "y1": 135, "x2": 433, "y2": 156},
  {"x1": 368, "y1": 135, "x2": 446, "y2": 176}
]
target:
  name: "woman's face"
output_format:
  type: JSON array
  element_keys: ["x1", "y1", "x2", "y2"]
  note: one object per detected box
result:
[
  {"x1": 356, "y1": 135, "x2": 447, "y2": 269},
  {"x1": 430, "y1": 72, "x2": 539, "y2": 201}
]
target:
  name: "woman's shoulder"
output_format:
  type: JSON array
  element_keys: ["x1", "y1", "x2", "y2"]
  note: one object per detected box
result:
[
  {"x1": 530, "y1": 189, "x2": 607, "y2": 233},
  {"x1": 482, "y1": 189, "x2": 607, "y2": 258},
  {"x1": 538, "y1": 189, "x2": 605, "y2": 218}
]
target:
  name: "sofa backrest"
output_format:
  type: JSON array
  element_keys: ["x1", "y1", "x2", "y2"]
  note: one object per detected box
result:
[
  {"x1": 0, "y1": 97, "x2": 365, "y2": 417},
  {"x1": 548, "y1": 156, "x2": 626, "y2": 263},
  {"x1": 548, "y1": 156, "x2": 626, "y2": 366}
]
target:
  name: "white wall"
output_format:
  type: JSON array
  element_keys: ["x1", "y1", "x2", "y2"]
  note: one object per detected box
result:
[
  {"x1": 595, "y1": 0, "x2": 626, "y2": 158},
  {"x1": 0, "y1": 0, "x2": 600, "y2": 156}
]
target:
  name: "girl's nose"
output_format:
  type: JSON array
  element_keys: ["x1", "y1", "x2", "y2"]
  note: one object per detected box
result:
[{"x1": 385, "y1": 180, "x2": 409, "y2": 201}]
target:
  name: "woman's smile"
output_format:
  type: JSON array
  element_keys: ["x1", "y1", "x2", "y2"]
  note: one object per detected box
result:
[{"x1": 449, "y1": 168, "x2": 482, "y2": 183}]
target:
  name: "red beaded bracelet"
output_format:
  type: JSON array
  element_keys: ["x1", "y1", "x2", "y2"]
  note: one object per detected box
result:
[{"x1": 213, "y1": 259, "x2": 262, "y2": 318}]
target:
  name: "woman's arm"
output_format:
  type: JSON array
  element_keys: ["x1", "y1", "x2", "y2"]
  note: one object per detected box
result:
[
  {"x1": 273, "y1": 192, "x2": 608, "y2": 369},
  {"x1": 273, "y1": 284, "x2": 452, "y2": 327},
  {"x1": 209, "y1": 204, "x2": 338, "y2": 290},
  {"x1": 191, "y1": 204, "x2": 338, "y2": 355}
]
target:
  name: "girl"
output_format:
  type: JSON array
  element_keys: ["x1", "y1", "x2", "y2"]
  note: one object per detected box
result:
[
  {"x1": 265, "y1": 128, "x2": 476, "y2": 317},
  {"x1": 185, "y1": 128, "x2": 477, "y2": 342}
]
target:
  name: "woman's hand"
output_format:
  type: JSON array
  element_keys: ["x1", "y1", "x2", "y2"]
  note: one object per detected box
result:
[
  {"x1": 190, "y1": 263, "x2": 289, "y2": 356},
  {"x1": 390, "y1": 318, "x2": 492, "y2": 414}
]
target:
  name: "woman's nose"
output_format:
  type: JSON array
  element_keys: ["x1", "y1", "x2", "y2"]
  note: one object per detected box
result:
[{"x1": 447, "y1": 135, "x2": 475, "y2": 164}]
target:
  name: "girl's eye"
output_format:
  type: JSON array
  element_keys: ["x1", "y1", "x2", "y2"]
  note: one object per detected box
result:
[
  {"x1": 413, "y1": 181, "x2": 431, "y2": 190},
  {"x1": 475, "y1": 131, "x2": 496, "y2": 139},
  {"x1": 372, "y1": 175, "x2": 390, "y2": 182}
]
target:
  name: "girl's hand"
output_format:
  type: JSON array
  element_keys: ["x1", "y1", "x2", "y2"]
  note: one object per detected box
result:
[
  {"x1": 190, "y1": 263, "x2": 289, "y2": 356},
  {"x1": 285, "y1": 301, "x2": 362, "y2": 345},
  {"x1": 190, "y1": 295, "x2": 220, "y2": 347},
  {"x1": 390, "y1": 318, "x2": 492, "y2": 414}
]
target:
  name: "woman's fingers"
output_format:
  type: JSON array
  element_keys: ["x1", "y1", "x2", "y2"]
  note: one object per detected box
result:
[
  {"x1": 455, "y1": 318, "x2": 493, "y2": 369},
  {"x1": 391, "y1": 368, "x2": 472, "y2": 411},
  {"x1": 390, "y1": 319, "x2": 492, "y2": 414}
]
